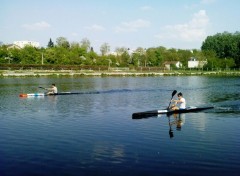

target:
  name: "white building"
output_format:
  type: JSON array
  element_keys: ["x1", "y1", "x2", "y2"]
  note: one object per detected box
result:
[
  {"x1": 163, "y1": 61, "x2": 182, "y2": 70},
  {"x1": 13, "y1": 41, "x2": 40, "y2": 48},
  {"x1": 188, "y1": 57, "x2": 207, "y2": 68}
]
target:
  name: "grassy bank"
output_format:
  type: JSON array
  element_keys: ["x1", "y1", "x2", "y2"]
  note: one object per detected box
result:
[{"x1": 1, "y1": 69, "x2": 240, "y2": 77}]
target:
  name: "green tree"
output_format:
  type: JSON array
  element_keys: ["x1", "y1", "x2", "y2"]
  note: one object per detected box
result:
[
  {"x1": 100, "y1": 43, "x2": 110, "y2": 56},
  {"x1": 201, "y1": 31, "x2": 240, "y2": 67},
  {"x1": 176, "y1": 49, "x2": 192, "y2": 67},
  {"x1": 70, "y1": 43, "x2": 87, "y2": 65},
  {"x1": 119, "y1": 51, "x2": 130, "y2": 66},
  {"x1": 0, "y1": 45, "x2": 8, "y2": 63},
  {"x1": 20, "y1": 46, "x2": 40, "y2": 64},
  {"x1": 86, "y1": 49, "x2": 98, "y2": 65},
  {"x1": 56, "y1": 37, "x2": 70, "y2": 48},
  {"x1": 45, "y1": 48, "x2": 57, "y2": 64},
  {"x1": 80, "y1": 38, "x2": 91, "y2": 52},
  {"x1": 115, "y1": 47, "x2": 128, "y2": 55},
  {"x1": 47, "y1": 38, "x2": 54, "y2": 48}
]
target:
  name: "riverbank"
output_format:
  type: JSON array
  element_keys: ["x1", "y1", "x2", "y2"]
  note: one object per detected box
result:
[{"x1": 1, "y1": 69, "x2": 240, "y2": 77}]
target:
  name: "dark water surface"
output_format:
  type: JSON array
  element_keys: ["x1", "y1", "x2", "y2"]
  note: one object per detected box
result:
[{"x1": 0, "y1": 76, "x2": 239, "y2": 176}]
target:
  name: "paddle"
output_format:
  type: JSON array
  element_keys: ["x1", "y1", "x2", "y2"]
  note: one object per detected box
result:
[
  {"x1": 167, "y1": 90, "x2": 177, "y2": 109},
  {"x1": 38, "y1": 86, "x2": 47, "y2": 90}
]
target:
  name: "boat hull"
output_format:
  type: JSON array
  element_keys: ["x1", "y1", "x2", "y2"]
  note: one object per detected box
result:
[
  {"x1": 132, "y1": 106, "x2": 214, "y2": 119},
  {"x1": 19, "y1": 92, "x2": 72, "y2": 97}
]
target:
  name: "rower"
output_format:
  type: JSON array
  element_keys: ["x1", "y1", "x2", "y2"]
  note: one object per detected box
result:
[
  {"x1": 46, "y1": 84, "x2": 58, "y2": 95},
  {"x1": 170, "y1": 92, "x2": 186, "y2": 110}
]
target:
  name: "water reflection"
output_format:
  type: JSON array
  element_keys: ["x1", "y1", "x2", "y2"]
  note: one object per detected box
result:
[{"x1": 167, "y1": 113, "x2": 185, "y2": 138}]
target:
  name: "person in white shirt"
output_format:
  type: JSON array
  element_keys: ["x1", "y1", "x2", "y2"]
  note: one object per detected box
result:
[
  {"x1": 46, "y1": 84, "x2": 58, "y2": 94},
  {"x1": 171, "y1": 92, "x2": 186, "y2": 110}
]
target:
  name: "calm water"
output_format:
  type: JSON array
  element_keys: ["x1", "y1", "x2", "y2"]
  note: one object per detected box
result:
[{"x1": 0, "y1": 76, "x2": 239, "y2": 176}]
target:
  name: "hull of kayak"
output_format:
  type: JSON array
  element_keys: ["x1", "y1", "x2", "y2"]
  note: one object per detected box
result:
[
  {"x1": 19, "y1": 92, "x2": 72, "y2": 97},
  {"x1": 132, "y1": 106, "x2": 214, "y2": 119}
]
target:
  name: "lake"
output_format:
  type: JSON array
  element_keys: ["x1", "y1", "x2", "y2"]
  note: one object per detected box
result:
[{"x1": 0, "y1": 76, "x2": 239, "y2": 176}]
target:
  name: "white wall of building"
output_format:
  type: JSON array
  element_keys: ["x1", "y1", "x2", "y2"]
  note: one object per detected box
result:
[
  {"x1": 13, "y1": 41, "x2": 40, "y2": 48},
  {"x1": 188, "y1": 60, "x2": 200, "y2": 68},
  {"x1": 188, "y1": 57, "x2": 207, "y2": 68}
]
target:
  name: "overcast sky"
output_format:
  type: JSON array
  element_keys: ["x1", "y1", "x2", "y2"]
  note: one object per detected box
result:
[{"x1": 1, "y1": 0, "x2": 239, "y2": 52}]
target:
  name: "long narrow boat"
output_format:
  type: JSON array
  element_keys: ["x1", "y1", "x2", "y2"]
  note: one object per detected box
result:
[
  {"x1": 19, "y1": 92, "x2": 78, "y2": 97},
  {"x1": 132, "y1": 106, "x2": 214, "y2": 119}
]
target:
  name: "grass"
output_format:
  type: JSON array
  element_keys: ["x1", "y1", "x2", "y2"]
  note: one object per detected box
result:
[{"x1": 0, "y1": 69, "x2": 240, "y2": 77}]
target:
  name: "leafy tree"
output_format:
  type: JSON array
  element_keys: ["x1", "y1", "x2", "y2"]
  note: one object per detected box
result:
[
  {"x1": 87, "y1": 49, "x2": 98, "y2": 63},
  {"x1": 0, "y1": 45, "x2": 8, "y2": 63},
  {"x1": 100, "y1": 43, "x2": 110, "y2": 56},
  {"x1": 201, "y1": 31, "x2": 240, "y2": 67},
  {"x1": 70, "y1": 43, "x2": 87, "y2": 65},
  {"x1": 44, "y1": 48, "x2": 57, "y2": 64},
  {"x1": 115, "y1": 47, "x2": 128, "y2": 55},
  {"x1": 47, "y1": 38, "x2": 54, "y2": 48},
  {"x1": 70, "y1": 42, "x2": 80, "y2": 49},
  {"x1": 8, "y1": 48, "x2": 22, "y2": 63},
  {"x1": 56, "y1": 37, "x2": 70, "y2": 48},
  {"x1": 144, "y1": 48, "x2": 157, "y2": 66},
  {"x1": 80, "y1": 38, "x2": 91, "y2": 52},
  {"x1": 176, "y1": 49, "x2": 192, "y2": 67},
  {"x1": 156, "y1": 47, "x2": 167, "y2": 66},
  {"x1": 20, "y1": 46, "x2": 40, "y2": 64},
  {"x1": 119, "y1": 51, "x2": 130, "y2": 66}
]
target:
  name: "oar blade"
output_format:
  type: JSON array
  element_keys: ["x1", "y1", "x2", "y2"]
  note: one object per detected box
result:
[
  {"x1": 38, "y1": 86, "x2": 46, "y2": 89},
  {"x1": 167, "y1": 90, "x2": 177, "y2": 109},
  {"x1": 172, "y1": 90, "x2": 177, "y2": 97}
]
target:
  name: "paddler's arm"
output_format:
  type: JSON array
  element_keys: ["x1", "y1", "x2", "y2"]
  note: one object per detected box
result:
[{"x1": 172, "y1": 99, "x2": 178, "y2": 105}]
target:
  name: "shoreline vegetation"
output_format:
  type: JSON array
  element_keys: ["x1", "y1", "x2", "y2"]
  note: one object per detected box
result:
[{"x1": 1, "y1": 69, "x2": 240, "y2": 77}]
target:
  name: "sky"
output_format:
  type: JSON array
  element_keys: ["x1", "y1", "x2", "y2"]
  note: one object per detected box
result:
[{"x1": 1, "y1": 0, "x2": 239, "y2": 53}]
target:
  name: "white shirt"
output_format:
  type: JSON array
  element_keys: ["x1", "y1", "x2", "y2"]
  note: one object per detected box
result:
[
  {"x1": 179, "y1": 97, "x2": 186, "y2": 109},
  {"x1": 52, "y1": 86, "x2": 58, "y2": 93}
]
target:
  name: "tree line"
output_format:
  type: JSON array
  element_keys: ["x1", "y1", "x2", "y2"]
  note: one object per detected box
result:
[{"x1": 0, "y1": 31, "x2": 239, "y2": 69}]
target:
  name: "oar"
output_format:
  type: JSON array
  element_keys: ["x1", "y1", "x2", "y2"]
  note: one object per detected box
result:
[
  {"x1": 167, "y1": 90, "x2": 177, "y2": 109},
  {"x1": 38, "y1": 86, "x2": 47, "y2": 90}
]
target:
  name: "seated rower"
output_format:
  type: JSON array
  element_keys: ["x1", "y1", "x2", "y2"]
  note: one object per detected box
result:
[
  {"x1": 46, "y1": 84, "x2": 58, "y2": 95},
  {"x1": 171, "y1": 92, "x2": 186, "y2": 110}
]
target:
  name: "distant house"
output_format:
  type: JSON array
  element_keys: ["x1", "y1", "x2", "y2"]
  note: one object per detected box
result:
[
  {"x1": 6, "y1": 44, "x2": 21, "y2": 50},
  {"x1": 163, "y1": 61, "x2": 182, "y2": 70},
  {"x1": 13, "y1": 41, "x2": 40, "y2": 48},
  {"x1": 188, "y1": 57, "x2": 207, "y2": 68}
]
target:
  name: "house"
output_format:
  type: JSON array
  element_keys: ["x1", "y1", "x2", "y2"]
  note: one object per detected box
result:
[
  {"x1": 163, "y1": 61, "x2": 182, "y2": 70},
  {"x1": 13, "y1": 40, "x2": 40, "y2": 48},
  {"x1": 6, "y1": 44, "x2": 21, "y2": 50},
  {"x1": 188, "y1": 57, "x2": 207, "y2": 68}
]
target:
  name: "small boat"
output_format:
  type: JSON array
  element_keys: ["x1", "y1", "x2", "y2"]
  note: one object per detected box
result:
[
  {"x1": 132, "y1": 106, "x2": 214, "y2": 119},
  {"x1": 19, "y1": 90, "x2": 103, "y2": 97},
  {"x1": 19, "y1": 92, "x2": 74, "y2": 97}
]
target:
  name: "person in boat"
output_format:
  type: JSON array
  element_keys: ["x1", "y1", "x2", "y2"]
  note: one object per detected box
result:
[
  {"x1": 46, "y1": 84, "x2": 58, "y2": 95},
  {"x1": 171, "y1": 92, "x2": 186, "y2": 110}
]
